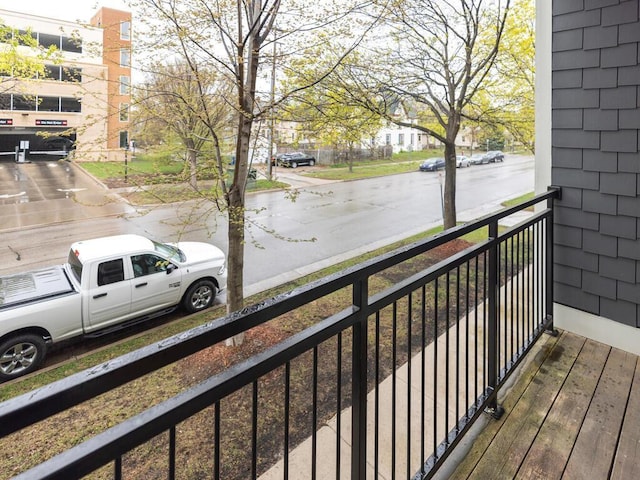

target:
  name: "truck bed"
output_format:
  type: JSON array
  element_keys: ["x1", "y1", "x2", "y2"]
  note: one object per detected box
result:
[{"x1": 0, "y1": 266, "x2": 75, "y2": 310}]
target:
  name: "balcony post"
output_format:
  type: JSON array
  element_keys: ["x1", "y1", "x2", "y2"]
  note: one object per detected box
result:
[
  {"x1": 485, "y1": 220, "x2": 504, "y2": 419},
  {"x1": 351, "y1": 277, "x2": 368, "y2": 479},
  {"x1": 545, "y1": 186, "x2": 559, "y2": 336}
]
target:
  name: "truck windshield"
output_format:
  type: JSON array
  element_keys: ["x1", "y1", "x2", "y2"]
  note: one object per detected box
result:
[
  {"x1": 67, "y1": 249, "x2": 83, "y2": 282},
  {"x1": 152, "y1": 240, "x2": 185, "y2": 263}
]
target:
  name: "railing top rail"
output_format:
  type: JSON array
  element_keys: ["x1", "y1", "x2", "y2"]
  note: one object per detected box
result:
[{"x1": 0, "y1": 187, "x2": 560, "y2": 437}]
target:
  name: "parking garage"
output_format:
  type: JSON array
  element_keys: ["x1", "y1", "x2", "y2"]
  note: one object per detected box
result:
[{"x1": 0, "y1": 126, "x2": 75, "y2": 162}]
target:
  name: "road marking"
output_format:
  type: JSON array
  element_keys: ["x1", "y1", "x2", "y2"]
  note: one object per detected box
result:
[
  {"x1": 57, "y1": 188, "x2": 87, "y2": 193},
  {"x1": 0, "y1": 192, "x2": 26, "y2": 199}
]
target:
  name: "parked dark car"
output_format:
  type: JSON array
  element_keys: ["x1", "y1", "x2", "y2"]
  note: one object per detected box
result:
[
  {"x1": 419, "y1": 157, "x2": 445, "y2": 172},
  {"x1": 273, "y1": 152, "x2": 316, "y2": 168},
  {"x1": 486, "y1": 150, "x2": 505, "y2": 162},
  {"x1": 469, "y1": 153, "x2": 490, "y2": 165}
]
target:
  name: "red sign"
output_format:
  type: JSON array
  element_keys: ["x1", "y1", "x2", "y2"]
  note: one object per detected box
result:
[
  {"x1": 36, "y1": 119, "x2": 68, "y2": 126},
  {"x1": 0, "y1": 119, "x2": 13, "y2": 125}
]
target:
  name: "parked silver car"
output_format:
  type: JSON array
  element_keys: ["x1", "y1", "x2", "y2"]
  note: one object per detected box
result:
[{"x1": 456, "y1": 155, "x2": 471, "y2": 168}]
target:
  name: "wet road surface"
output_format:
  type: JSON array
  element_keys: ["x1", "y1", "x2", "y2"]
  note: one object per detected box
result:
[{"x1": 0, "y1": 159, "x2": 133, "y2": 231}]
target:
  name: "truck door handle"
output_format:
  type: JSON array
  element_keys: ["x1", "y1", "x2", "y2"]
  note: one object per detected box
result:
[
  {"x1": 135, "y1": 282, "x2": 148, "y2": 288},
  {"x1": 93, "y1": 293, "x2": 107, "y2": 299}
]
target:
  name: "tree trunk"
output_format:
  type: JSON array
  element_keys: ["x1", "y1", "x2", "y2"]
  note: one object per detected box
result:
[
  {"x1": 442, "y1": 142, "x2": 457, "y2": 229},
  {"x1": 186, "y1": 141, "x2": 197, "y2": 189},
  {"x1": 226, "y1": 189, "x2": 245, "y2": 346}
]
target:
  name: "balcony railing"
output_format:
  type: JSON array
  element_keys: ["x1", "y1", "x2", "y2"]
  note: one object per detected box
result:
[{"x1": 0, "y1": 187, "x2": 560, "y2": 480}]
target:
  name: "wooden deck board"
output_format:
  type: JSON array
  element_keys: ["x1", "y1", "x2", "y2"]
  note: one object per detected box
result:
[
  {"x1": 611, "y1": 360, "x2": 640, "y2": 479},
  {"x1": 563, "y1": 348, "x2": 637, "y2": 479},
  {"x1": 466, "y1": 332, "x2": 585, "y2": 479},
  {"x1": 447, "y1": 332, "x2": 561, "y2": 478},
  {"x1": 515, "y1": 339, "x2": 609, "y2": 479},
  {"x1": 447, "y1": 330, "x2": 640, "y2": 480}
]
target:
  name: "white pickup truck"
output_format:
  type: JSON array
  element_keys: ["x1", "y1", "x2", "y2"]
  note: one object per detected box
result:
[{"x1": 0, "y1": 234, "x2": 227, "y2": 381}]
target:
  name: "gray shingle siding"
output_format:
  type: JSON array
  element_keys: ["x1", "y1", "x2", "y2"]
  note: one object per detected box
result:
[
  {"x1": 619, "y1": 195, "x2": 640, "y2": 216},
  {"x1": 600, "y1": 213, "x2": 637, "y2": 239},
  {"x1": 619, "y1": 65, "x2": 640, "y2": 85},
  {"x1": 554, "y1": 29, "x2": 585, "y2": 51},
  {"x1": 553, "y1": 49, "x2": 601, "y2": 70},
  {"x1": 553, "y1": 69, "x2": 583, "y2": 88},
  {"x1": 553, "y1": 10, "x2": 601, "y2": 31},
  {"x1": 618, "y1": 280, "x2": 640, "y2": 303},
  {"x1": 583, "y1": 270, "x2": 617, "y2": 298},
  {"x1": 584, "y1": 229, "x2": 618, "y2": 256},
  {"x1": 555, "y1": 283, "x2": 600, "y2": 315},
  {"x1": 601, "y1": 1, "x2": 639, "y2": 26},
  {"x1": 618, "y1": 153, "x2": 640, "y2": 173},
  {"x1": 553, "y1": 147, "x2": 583, "y2": 168},
  {"x1": 583, "y1": 25, "x2": 618, "y2": 49},
  {"x1": 600, "y1": 171, "x2": 637, "y2": 195},
  {"x1": 601, "y1": 129, "x2": 638, "y2": 152},
  {"x1": 553, "y1": 0, "x2": 640, "y2": 328},
  {"x1": 601, "y1": 297, "x2": 637, "y2": 326},
  {"x1": 585, "y1": 0, "x2": 619, "y2": 10},
  {"x1": 620, "y1": 109, "x2": 640, "y2": 128},
  {"x1": 583, "y1": 67, "x2": 617, "y2": 88},
  {"x1": 601, "y1": 43, "x2": 638, "y2": 68},
  {"x1": 584, "y1": 109, "x2": 617, "y2": 130},
  {"x1": 557, "y1": 224, "x2": 584, "y2": 248},
  {"x1": 584, "y1": 149, "x2": 618, "y2": 171},
  {"x1": 554, "y1": 109, "x2": 584, "y2": 129},
  {"x1": 600, "y1": 86, "x2": 637, "y2": 109},
  {"x1": 556, "y1": 264, "x2": 583, "y2": 287},
  {"x1": 555, "y1": 0, "x2": 586, "y2": 16},
  {"x1": 620, "y1": 22, "x2": 640, "y2": 43},
  {"x1": 583, "y1": 189, "x2": 617, "y2": 213}
]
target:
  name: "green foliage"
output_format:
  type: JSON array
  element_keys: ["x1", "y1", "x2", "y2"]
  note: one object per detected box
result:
[{"x1": 484, "y1": 0, "x2": 535, "y2": 153}]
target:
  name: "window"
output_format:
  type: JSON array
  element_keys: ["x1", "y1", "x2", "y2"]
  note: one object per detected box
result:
[
  {"x1": 385, "y1": 134, "x2": 391, "y2": 146},
  {"x1": 97, "y1": 259, "x2": 124, "y2": 286},
  {"x1": 38, "y1": 32, "x2": 59, "y2": 49},
  {"x1": 119, "y1": 103, "x2": 129, "y2": 122},
  {"x1": 398, "y1": 133, "x2": 404, "y2": 145},
  {"x1": 120, "y1": 21, "x2": 131, "y2": 40},
  {"x1": 119, "y1": 75, "x2": 130, "y2": 95},
  {"x1": 43, "y1": 65, "x2": 61, "y2": 81},
  {"x1": 410, "y1": 133, "x2": 415, "y2": 145},
  {"x1": 61, "y1": 35, "x2": 82, "y2": 53},
  {"x1": 17, "y1": 29, "x2": 36, "y2": 47},
  {"x1": 131, "y1": 254, "x2": 170, "y2": 277},
  {"x1": 61, "y1": 97, "x2": 81, "y2": 112},
  {"x1": 120, "y1": 49, "x2": 131, "y2": 68},
  {"x1": 119, "y1": 131, "x2": 129, "y2": 149},
  {"x1": 0, "y1": 94, "x2": 10, "y2": 110},
  {"x1": 62, "y1": 67, "x2": 81, "y2": 83},
  {"x1": 13, "y1": 95, "x2": 36, "y2": 111},
  {"x1": 38, "y1": 96, "x2": 59, "y2": 112}
]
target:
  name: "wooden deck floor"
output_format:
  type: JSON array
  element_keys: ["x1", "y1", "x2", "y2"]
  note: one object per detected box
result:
[{"x1": 450, "y1": 329, "x2": 640, "y2": 479}]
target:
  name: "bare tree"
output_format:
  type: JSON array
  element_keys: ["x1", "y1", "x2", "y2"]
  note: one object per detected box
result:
[
  {"x1": 338, "y1": 0, "x2": 511, "y2": 228},
  {"x1": 135, "y1": 60, "x2": 233, "y2": 188},
  {"x1": 134, "y1": 0, "x2": 382, "y2": 341}
]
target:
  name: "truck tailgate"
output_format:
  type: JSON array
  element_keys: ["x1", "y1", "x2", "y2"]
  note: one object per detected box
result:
[{"x1": 0, "y1": 266, "x2": 75, "y2": 310}]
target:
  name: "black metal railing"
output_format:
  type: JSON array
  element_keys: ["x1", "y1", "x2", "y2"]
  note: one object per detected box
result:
[{"x1": 0, "y1": 187, "x2": 560, "y2": 480}]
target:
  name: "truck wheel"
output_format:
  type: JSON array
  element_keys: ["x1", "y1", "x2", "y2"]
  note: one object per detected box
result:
[
  {"x1": 183, "y1": 279, "x2": 216, "y2": 313},
  {"x1": 0, "y1": 334, "x2": 46, "y2": 381}
]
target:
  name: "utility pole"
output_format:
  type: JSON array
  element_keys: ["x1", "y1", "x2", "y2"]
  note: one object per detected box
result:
[{"x1": 267, "y1": 35, "x2": 277, "y2": 181}]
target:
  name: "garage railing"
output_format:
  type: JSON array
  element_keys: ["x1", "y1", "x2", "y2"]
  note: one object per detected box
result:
[{"x1": 0, "y1": 187, "x2": 560, "y2": 480}]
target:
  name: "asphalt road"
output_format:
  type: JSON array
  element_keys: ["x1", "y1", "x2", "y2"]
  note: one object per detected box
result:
[{"x1": 0, "y1": 155, "x2": 534, "y2": 295}]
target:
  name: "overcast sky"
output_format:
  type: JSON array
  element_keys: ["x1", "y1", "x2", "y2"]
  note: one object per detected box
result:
[{"x1": 0, "y1": 0, "x2": 131, "y2": 23}]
